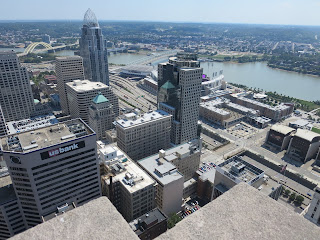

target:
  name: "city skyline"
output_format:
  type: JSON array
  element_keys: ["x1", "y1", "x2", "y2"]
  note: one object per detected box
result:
[
  {"x1": 1, "y1": 2, "x2": 320, "y2": 239},
  {"x1": 1, "y1": 0, "x2": 320, "y2": 26}
]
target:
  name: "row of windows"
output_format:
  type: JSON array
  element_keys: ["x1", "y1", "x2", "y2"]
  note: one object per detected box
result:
[
  {"x1": 34, "y1": 153, "x2": 95, "y2": 180},
  {"x1": 39, "y1": 173, "x2": 98, "y2": 202},
  {"x1": 36, "y1": 159, "x2": 97, "y2": 187},
  {"x1": 38, "y1": 168, "x2": 97, "y2": 197},
  {"x1": 37, "y1": 164, "x2": 97, "y2": 192},
  {"x1": 42, "y1": 183, "x2": 100, "y2": 210}
]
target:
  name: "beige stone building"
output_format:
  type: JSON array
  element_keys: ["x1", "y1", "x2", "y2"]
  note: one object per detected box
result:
[
  {"x1": 66, "y1": 80, "x2": 119, "y2": 124},
  {"x1": 88, "y1": 93, "x2": 115, "y2": 140},
  {"x1": 55, "y1": 56, "x2": 85, "y2": 115},
  {"x1": 115, "y1": 110, "x2": 171, "y2": 161},
  {"x1": 100, "y1": 145, "x2": 156, "y2": 222}
]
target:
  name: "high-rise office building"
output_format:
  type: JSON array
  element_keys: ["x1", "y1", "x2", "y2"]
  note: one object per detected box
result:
[
  {"x1": 0, "y1": 176, "x2": 26, "y2": 239},
  {"x1": 0, "y1": 52, "x2": 35, "y2": 122},
  {"x1": 0, "y1": 119, "x2": 102, "y2": 229},
  {"x1": 115, "y1": 110, "x2": 172, "y2": 161},
  {"x1": 55, "y1": 56, "x2": 85, "y2": 115},
  {"x1": 88, "y1": 93, "x2": 115, "y2": 140},
  {"x1": 80, "y1": 8, "x2": 109, "y2": 85},
  {"x1": 157, "y1": 53, "x2": 203, "y2": 145},
  {"x1": 0, "y1": 106, "x2": 7, "y2": 137},
  {"x1": 66, "y1": 80, "x2": 119, "y2": 124}
]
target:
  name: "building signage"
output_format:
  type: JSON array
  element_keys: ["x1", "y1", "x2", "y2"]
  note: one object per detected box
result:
[{"x1": 41, "y1": 141, "x2": 85, "y2": 160}]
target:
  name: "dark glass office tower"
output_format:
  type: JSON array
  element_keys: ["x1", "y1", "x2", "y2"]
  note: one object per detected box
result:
[{"x1": 157, "y1": 53, "x2": 203, "y2": 145}]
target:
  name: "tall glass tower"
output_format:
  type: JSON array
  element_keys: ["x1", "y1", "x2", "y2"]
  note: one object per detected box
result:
[
  {"x1": 158, "y1": 53, "x2": 203, "y2": 145},
  {"x1": 80, "y1": 9, "x2": 109, "y2": 85},
  {"x1": 0, "y1": 51, "x2": 35, "y2": 122}
]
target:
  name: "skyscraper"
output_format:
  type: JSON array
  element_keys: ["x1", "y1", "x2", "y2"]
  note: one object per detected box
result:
[
  {"x1": 157, "y1": 53, "x2": 203, "y2": 145},
  {"x1": 55, "y1": 56, "x2": 85, "y2": 115},
  {"x1": 0, "y1": 119, "x2": 101, "y2": 229},
  {"x1": 0, "y1": 105, "x2": 7, "y2": 137},
  {"x1": 0, "y1": 52, "x2": 35, "y2": 122},
  {"x1": 80, "y1": 9, "x2": 109, "y2": 85}
]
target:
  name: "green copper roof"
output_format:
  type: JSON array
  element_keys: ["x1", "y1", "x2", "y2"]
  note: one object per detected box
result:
[
  {"x1": 34, "y1": 99, "x2": 40, "y2": 104},
  {"x1": 161, "y1": 81, "x2": 175, "y2": 89},
  {"x1": 92, "y1": 92, "x2": 109, "y2": 104}
]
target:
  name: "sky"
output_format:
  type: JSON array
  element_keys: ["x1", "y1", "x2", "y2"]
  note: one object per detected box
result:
[{"x1": 1, "y1": 0, "x2": 320, "y2": 26}]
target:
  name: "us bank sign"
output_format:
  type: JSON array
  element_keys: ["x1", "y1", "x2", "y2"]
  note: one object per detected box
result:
[{"x1": 40, "y1": 141, "x2": 85, "y2": 160}]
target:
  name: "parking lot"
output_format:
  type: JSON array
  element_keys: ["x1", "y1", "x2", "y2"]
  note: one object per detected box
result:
[
  {"x1": 198, "y1": 161, "x2": 216, "y2": 174},
  {"x1": 226, "y1": 122, "x2": 258, "y2": 139},
  {"x1": 180, "y1": 197, "x2": 207, "y2": 220}
]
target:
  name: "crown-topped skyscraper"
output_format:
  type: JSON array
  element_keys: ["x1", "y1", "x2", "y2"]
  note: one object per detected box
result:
[{"x1": 80, "y1": 9, "x2": 109, "y2": 85}]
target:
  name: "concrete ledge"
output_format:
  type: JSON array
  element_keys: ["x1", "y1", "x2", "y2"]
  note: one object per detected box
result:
[
  {"x1": 11, "y1": 197, "x2": 139, "y2": 240},
  {"x1": 157, "y1": 183, "x2": 320, "y2": 240}
]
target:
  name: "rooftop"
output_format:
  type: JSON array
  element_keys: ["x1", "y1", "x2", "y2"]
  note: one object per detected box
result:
[
  {"x1": 11, "y1": 197, "x2": 139, "y2": 240},
  {"x1": 92, "y1": 92, "x2": 109, "y2": 104},
  {"x1": 55, "y1": 55, "x2": 82, "y2": 61},
  {"x1": 108, "y1": 158, "x2": 156, "y2": 194},
  {"x1": 201, "y1": 104, "x2": 230, "y2": 116},
  {"x1": 116, "y1": 110, "x2": 171, "y2": 128},
  {"x1": 138, "y1": 142, "x2": 199, "y2": 185},
  {"x1": 238, "y1": 96, "x2": 291, "y2": 111},
  {"x1": 130, "y1": 208, "x2": 167, "y2": 234},
  {"x1": 271, "y1": 124, "x2": 296, "y2": 135},
  {"x1": 217, "y1": 156, "x2": 264, "y2": 185},
  {"x1": 226, "y1": 102, "x2": 259, "y2": 115},
  {"x1": 158, "y1": 183, "x2": 320, "y2": 240},
  {"x1": 83, "y1": 8, "x2": 99, "y2": 28},
  {"x1": 290, "y1": 119, "x2": 310, "y2": 127},
  {"x1": 66, "y1": 80, "x2": 108, "y2": 93},
  {"x1": 138, "y1": 157, "x2": 183, "y2": 186},
  {"x1": 294, "y1": 128, "x2": 320, "y2": 142},
  {"x1": 161, "y1": 81, "x2": 176, "y2": 89},
  {"x1": 0, "y1": 175, "x2": 16, "y2": 205},
  {"x1": 1, "y1": 119, "x2": 94, "y2": 153},
  {"x1": 6, "y1": 114, "x2": 58, "y2": 135}
]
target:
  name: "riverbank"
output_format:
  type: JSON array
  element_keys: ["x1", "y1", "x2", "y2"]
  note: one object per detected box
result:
[
  {"x1": 201, "y1": 53, "x2": 320, "y2": 78},
  {"x1": 268, "y1": 63, "x2": 320, "y2": 78},
  {"x1": 199, "y1": 53, "x2": 265, "y2": 63}
]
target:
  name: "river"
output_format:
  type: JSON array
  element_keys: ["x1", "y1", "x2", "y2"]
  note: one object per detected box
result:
[
  {"x1": 201, "y1": 61, "x2": 320, "y2": 101},
  {"x1": 1, "y1": 47, "x2": 319, "y2": 101}
]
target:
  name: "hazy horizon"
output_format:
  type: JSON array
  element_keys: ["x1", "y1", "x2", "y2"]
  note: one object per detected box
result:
[{"x1": 1, "y1": 0, "x2": 320, "y2": 26}]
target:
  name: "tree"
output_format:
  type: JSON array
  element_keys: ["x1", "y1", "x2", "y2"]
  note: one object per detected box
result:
[
  {"x1": 167, "y1": 213, "x2": 181, "y2": 229},
  {"x1": 289, "y1": 192, "x2": 296, "y2": 202},
  {"x1": 284, "y1": 189, "x2": 291, "y2": 197},
  {"x1": 295, "y1": 195, "x2": 304, "y2": 205}
]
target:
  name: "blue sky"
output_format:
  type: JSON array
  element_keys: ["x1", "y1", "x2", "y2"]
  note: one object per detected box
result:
[{"x1": 1, "y1": 0, "x2": 320, "y2": 25}]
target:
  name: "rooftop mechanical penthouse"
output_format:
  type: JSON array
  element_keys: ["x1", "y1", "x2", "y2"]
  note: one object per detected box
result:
[{"x1": 0, "y1": 119, "x2": 102, "y2": 229}]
